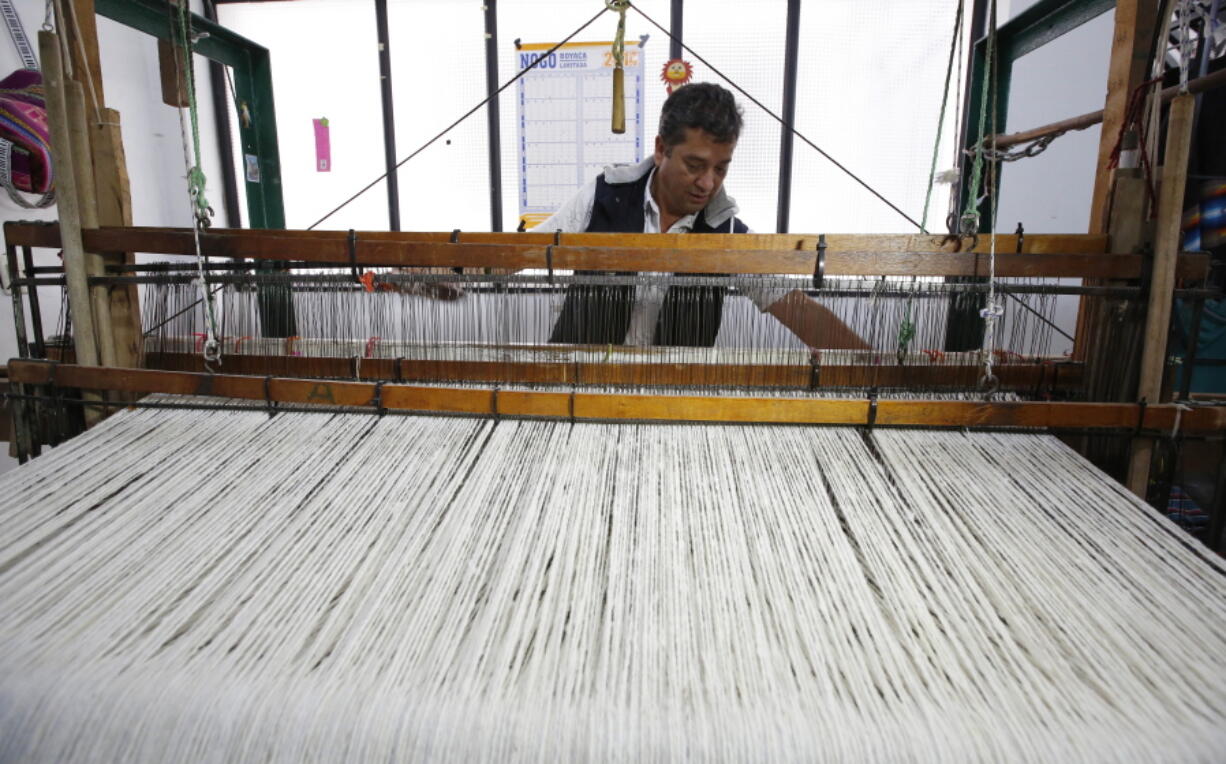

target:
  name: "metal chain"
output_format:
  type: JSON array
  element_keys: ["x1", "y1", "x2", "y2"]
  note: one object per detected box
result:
[{"x1": 971, "y1": 130, "x2": 1065, "y2": 163}]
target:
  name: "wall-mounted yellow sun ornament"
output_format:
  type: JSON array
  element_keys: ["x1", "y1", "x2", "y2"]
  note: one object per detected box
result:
[{"x1": 660, "y1": 58, "x2": 694, "y2": 95}]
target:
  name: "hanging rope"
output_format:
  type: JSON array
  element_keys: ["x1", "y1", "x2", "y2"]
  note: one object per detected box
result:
[
  {"x1": 168, "y1": 0, "x2": 220, "y2": 368},
  {"x1": 976, "y1": 0, "x2": 1003, "y2": 395},
  {"x1": 959, "y1": 8, "x2": 994, "y2": 240}
]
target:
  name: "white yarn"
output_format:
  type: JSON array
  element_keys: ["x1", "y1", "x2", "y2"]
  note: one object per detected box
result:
[{"x1": 0, "y1": 400, "x2": 1224, "y2": 761}]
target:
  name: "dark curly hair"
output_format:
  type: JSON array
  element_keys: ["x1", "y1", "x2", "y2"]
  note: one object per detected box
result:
[{"x1": 658, "y1": 82, "x2": 743, "y2": 149}]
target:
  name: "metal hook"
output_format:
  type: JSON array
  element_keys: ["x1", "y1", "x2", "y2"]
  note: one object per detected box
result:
[{"x1": 813, "y1": 234, "x2": 826, "y2": 291}]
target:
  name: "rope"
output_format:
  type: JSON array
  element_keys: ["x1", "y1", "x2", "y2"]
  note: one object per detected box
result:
[
  {"x1": 628, "y1": 3, "x2": 925, "y2": 231},
  {"x1": 960, "y1": 0, "x2": 1005, "y2": 240},
  {"x1": 977, "y1": 0, "x2": 1002, "y2": 394},
  {"x1": 167, "y1": 0, "x2": 220, "y2": 367},
  {"x1": 608, "y1": 0, "x2": 629, "y2": 66},
  {"x1": 306, "y1": 5, "x2": 611, "y2": 231}
]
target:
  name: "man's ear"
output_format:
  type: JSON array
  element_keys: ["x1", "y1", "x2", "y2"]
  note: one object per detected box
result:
[{"x1": 653, "y1": 135, "x2": 666, "y2": 166}]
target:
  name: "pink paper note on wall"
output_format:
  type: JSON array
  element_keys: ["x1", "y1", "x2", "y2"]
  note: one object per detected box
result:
[{"x1": 313, "y1": 118, "x2": 331, "y2": 172}]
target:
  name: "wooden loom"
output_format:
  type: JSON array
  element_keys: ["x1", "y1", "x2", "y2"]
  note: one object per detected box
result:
[
  {"x1": 5, "y1": 222, "x2": 1223, "y2": 435},
  {"x1": 4, "y1": 3, "x2": 1226, "y2": 759}
]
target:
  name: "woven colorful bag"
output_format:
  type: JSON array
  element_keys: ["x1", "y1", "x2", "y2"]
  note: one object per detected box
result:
[
  {"x1": 0, "y1": 68, "x2": 53, "y2": 192},
  {"x1": 0, "y1": 0, "x2": 53, "y2": 208}
]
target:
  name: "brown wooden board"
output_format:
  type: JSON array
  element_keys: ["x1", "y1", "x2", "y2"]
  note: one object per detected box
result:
[
  {"x1": 8, "y1": 360, "x2": 1222, "y2": 432},
  {"x1": 143, "y1": 351, "x2": 1084, "y2": 391},
  {"x1": 1, "y1": 223, "x2": 1208, "y2": 279}
]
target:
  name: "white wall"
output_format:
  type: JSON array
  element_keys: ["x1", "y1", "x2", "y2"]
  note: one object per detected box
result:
[
  {"x1": 1, "y1": 0, "x2": 225, "y2": 475},
  {"x1": 995, "y1": 7, "x2": 1116, "y2": 356}
]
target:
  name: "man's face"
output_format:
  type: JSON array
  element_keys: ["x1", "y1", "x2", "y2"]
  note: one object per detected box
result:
[{"x1": 652, "y1": 127, "x2": 736, "y2": 219}]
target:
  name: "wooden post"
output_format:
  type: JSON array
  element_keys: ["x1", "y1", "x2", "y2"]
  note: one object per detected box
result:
[
  {"x1": 1089, "y1": 0, "x2": 1159, "y2": 234},
  {"x1": 63, "y1": 0, "x2": 141, "y2": 370},
  {"x1": 39, "y1": 31, "x2": 98, "y2": 369},
  {"x1": 66, "y1": 79, "x2": 116, "y2": 368},
  {"x1": 1126, "y1": 93, "x2": 1196, "y2": 498}
]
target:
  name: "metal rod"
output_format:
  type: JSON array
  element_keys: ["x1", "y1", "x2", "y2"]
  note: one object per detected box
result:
[
  {"x1": 669, "y1": 0, "x2": 682, "y2": 60},
  {"x1": 8, "y1": 382, "x2": 31, "y2": 463},
  {"x1": 484, "y1": 0, "x2": 503, "y2": 232},
  {"x1": 6, "y1": 245, "x2": 29, "y2": 358},
  {"x1": 1208, "y1": 443, "x2": 1226, "y2": 552},
  {"x1": 374, "y1": 0, "x2": 400, "y2": 231},
  {"x1": 776, "y1": 0, "x2": 801, "y2": 234},
  {"x1": 74, "y1": 271, "x2": 1220, "y2": 299},
  {"x1": 22, "y1": 246, "x2": 45, "y2": 358}
]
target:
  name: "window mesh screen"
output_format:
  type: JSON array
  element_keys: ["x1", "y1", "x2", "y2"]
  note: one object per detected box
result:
[
  {"x1": 222, "y1": 0, "x2": 387, "y2": 230},
  {"x1": 681, "y1": 0, "x2": 787, "y2": 233},
  {"x1": 388, "y1": 0, "x2": 491, "y2": 232},
  {"x1": 789, "y1": 0, "x2": 965, "y2": 234}
]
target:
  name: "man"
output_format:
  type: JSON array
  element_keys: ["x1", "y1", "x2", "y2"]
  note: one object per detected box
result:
[{"x1": 541, "y1": 82, "x2": 866, "y2": 350}]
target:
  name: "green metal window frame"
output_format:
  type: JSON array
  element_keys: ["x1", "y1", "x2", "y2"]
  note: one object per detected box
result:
[
  {"x1": 95, "y1": 0, "x2": 296, "y2": 336},
  {"x1": 96, "y1": 0, "x2": 284, "y2": 230},
  {"x1": 946, "y1": 0, "x2": 1115, "y2": 350},
  {"x1": 960, "y1": 0, "x2": 1116, "y2": 230}
]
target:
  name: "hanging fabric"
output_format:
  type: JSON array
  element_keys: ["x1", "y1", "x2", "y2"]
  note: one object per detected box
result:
[{"x1": 0, "y1": 0, "x2": 54, "y2": 208}]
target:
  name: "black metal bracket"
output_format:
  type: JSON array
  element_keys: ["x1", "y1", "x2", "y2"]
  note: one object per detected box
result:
[
  {"x1": 347, "y1": 229, "x2": 360, "y2": 284},
  {"x1": 491, "y1": 385, "x2": 501, "y2": 421},
  {"x1": 1134, "y1": 397, "x2": 1148, "y2": 437},
  {"x1": 813, "y1": 234, "x2": 826, "y2": 290},
  {"x1": 1014, "y1": 221, "x2": 1024, "y2": 253},
  {"x1": 263, "y1": 375, "x2": 277, "y2": 418},
  {"x1": 451, "y1": 229, "x2": 463, "y2": 274},
  {"x1": 866, "y1": 387, "x2": 879, "y2": 430},
  {"x1": 1138, "y1": 246, "x2": 1154, "y2": 300},
  {"x1": 546, "y1": 230, "x2": 560, "y2": 284},
  {"x1": 372, "y1": 380, "x2": 386, "y2": 417},
  {"x1": 393, "y1": 356, "x2": 404, "y2": 384}
]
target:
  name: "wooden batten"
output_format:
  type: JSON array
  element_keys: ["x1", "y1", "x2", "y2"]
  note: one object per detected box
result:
[
  {"x1": 143, "y1": 351, "x2": 1085, "y2": 392},
  {"x1": 7, "y1": 361, "x2": 1223, "y2": 434},
  {"x1": 1, "y1": 223, "x2": 1208, "y2": 280}
]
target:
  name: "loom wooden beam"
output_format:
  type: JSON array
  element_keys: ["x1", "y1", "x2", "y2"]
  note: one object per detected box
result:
[
  {"x1": 8, "y1": 361, "x2": 1223, "y2": 433},
  {"x1": 1, "y1": 223, "x2": 1209, "y2": 280},
  {"x1": 1127, "y1": 93, "x2": 1197, "y2": 498},
  {"x1": 3, "y1": 224, "x2": 1108, "y2": 255},
  {"x1": 143, "y1": 351, "x2": 1086, "y2": 391},
  {"x1": 38, "y1": 34, "x2": 100, "y2": 372},
  {"x1": 1090, "y1": 0, "x2": 1160, "y2": 233}
]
